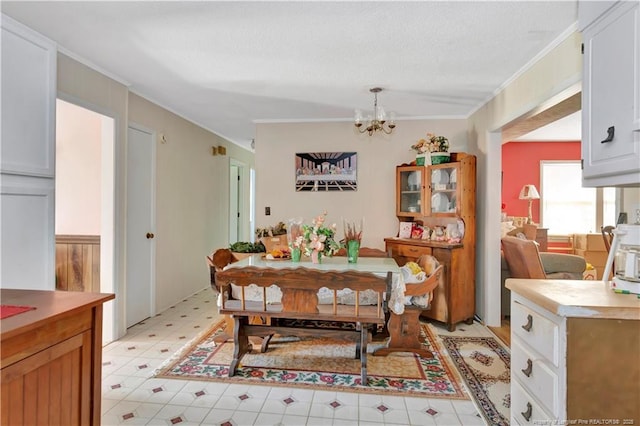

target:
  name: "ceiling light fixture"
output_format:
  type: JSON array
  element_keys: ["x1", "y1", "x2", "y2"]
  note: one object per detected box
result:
[{"x1": 354, "y1": 87, "x2": 396, "y2": 136}]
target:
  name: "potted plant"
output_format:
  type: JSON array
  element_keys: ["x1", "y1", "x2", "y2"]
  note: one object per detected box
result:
[
  {"x1": 228, "y1": 241, "x2": 266, "y2": 260},
  {"x1": 411, "y1": 133, "x2": 450, "y2": 165}
]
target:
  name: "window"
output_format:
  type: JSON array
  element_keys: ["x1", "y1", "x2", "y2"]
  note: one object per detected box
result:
[{"x1": 540, "y1": 161, "x2": 616, "y2": 235}]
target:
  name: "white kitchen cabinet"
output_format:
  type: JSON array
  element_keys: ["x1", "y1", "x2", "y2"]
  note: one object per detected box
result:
[
  {"x1": 1, "y1": 15, "x2": 57, "y2": 289},
  {"x1": 1, "y1": 15, "x2": 56, "y2": 177},
  {"x1": 580, "y1": 1, "x2": 640, "y2": 187}
]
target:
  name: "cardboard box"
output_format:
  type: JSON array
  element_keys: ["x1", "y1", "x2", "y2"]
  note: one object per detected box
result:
[
  {"x1": 260, "y1": 235, "x2": 288, "y2": 252},
  {"x1": 573, "y1": 233, "x2": 607, "y2": 252},
  {"x1": 574, "y1": 249, "x2": 609, "y2": 270}
]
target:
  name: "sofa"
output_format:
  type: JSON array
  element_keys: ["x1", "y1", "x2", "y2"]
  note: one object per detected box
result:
[{"x1": 500, "y1": 246, "x2": 586, "y2": 317}]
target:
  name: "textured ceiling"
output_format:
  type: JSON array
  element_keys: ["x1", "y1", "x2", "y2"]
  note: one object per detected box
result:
[{"x1": 2, "y1": 1, "x2": 578, "y2": 151}]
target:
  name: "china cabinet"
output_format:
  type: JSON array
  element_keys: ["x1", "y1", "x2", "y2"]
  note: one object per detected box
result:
[
  {"x1": 387, "y1": 152, "x2": 476, "y2": 331},
  {"x1": 579, "y1": 0, "x2": 640, "y2": 187}
]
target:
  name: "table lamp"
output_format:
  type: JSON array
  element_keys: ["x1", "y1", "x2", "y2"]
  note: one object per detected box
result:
[{"x1": 519, "y1": 184, "x2": 540, "y2": 225}]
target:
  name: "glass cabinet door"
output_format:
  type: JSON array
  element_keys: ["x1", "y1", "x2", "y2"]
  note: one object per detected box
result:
[
  {"x1": 427, "y1": 163, "x2": 459, "y2": 215},
  {"x1": 397, "y1": 166, "x2": 424, "y2": 217}
]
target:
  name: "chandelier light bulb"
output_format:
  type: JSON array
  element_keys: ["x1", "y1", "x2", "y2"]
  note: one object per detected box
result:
[{"x1": 354, "y1": 109, "x2": 363, "y2": 126}]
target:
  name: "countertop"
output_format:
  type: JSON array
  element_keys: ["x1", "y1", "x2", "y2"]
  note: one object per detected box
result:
[
  {"x1": 1, "y1": 289, "x2": 115, "y2": 340},
  {"x1": 505, "y1": 279, "x2": 640, "y2": 320}
]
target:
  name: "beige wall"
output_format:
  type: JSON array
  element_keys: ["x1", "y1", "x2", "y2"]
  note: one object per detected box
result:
[
  {"x1": 128, "y1": 93, "x2": 254, "y2": 312},
  {"x1": 467, "y1": 30, "x2": 583, "y2": 326},
  {"x1": 255, "y1": 120, "x2": 468, "y2": 250},
  {"x1": 57, "y1": 53, "x2": 250, "y2": 339}
]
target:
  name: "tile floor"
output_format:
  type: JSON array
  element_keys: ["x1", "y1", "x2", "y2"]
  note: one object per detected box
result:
[{"x1": 101, "y1": 289, "x2": 488, "y2": 425}]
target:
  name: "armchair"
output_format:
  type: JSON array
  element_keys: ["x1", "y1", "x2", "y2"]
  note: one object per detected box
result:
[{"x1": 500, "y1": 236, "x2": 586, "y2": 316}]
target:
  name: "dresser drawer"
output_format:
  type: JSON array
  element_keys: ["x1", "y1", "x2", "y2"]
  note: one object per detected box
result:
[
  {"x1": 511, "y1": 378, "x2": 554, "y2": 424},
  {"x1": 512, "y1": 337, "x2": 559, "y2": 416},
  {"x1": 390, "y1": 243, "x2": 431, "y2": 258},
  {"x1": 512, "y1": 300, "x2": 560, "y2": 366}
]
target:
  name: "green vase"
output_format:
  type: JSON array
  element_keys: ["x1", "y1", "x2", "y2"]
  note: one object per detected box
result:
[
  {"x1": 347, "y1": 240, "x2": 360, "y2": 264},
  {"x1": 291, "y1": 247, "x2": 301, "y2": 262}
]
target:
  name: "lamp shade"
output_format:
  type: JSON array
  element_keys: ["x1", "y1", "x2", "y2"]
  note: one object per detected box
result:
[{"x1": 519, "y1": 184, "x2": 540, "y2": 200}]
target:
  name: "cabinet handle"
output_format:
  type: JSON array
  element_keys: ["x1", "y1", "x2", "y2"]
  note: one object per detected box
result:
[
  {"x1": 600, "y1": 126, "x2": 615, "y2": 143},
  {"x1": 522, "y1": 359, "x2": 533, "y2": 377},
  {"x1": 521, "y1": 314, "x2": 533, "y2": 332},
  {"x1": 146, "y1": 232, "x2": 155, "y2": 239},
  {"x1": 521, "y1": 402, "x2": 533, "y2": 422}
]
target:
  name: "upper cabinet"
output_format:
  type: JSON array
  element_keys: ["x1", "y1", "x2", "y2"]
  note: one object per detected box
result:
[
  {"x1": 1, "y1": 15, "x2": 57, "y2": 177},
  {"x1": 426, "y1": 162, "x2": 461, "y2": 216},
  {"x1": 580, "y1": 1, "x2": 640, "y2": 187},
  {"x1": 1, "y1": 15, "x2": 57, "y2": 289},
  {"x1": 396, "y1": 165, "x2": 426, "y2": 218},
  {"x1": 396, "y1": 153, "x2": 476, "y2": 221}
]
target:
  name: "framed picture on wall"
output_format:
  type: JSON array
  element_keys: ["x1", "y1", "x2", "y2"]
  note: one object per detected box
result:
[{"x1": 295, "y1": 152, "x2": 357, "y2": 192}]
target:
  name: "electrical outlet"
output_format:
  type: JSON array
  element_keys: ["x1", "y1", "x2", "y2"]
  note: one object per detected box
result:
[{"x1": 265, "y1": 207, "x2": 271, "y2": 216}]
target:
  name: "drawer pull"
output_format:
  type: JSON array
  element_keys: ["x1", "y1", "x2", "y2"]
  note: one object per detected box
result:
[
  {"x1": 521, "y1": 402, "x2": 532, "y2": 422},
  {"x1": 521, "y1": 314, "x2": 533, "y2": 332},
  {"x1": 522, "y1": 359, "x2": 533, "y2": 377}
]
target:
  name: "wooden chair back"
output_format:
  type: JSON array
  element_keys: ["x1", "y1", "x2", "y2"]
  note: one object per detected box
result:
[
  {"x1": 501, "y1": 236, "x2": 547, "y2": 279},
  {"x1": 601, "y1": 225, "x2": 615, "y2": 253},
  {"x1": 206, "y1": 248, "x2": 238, "y2": 289},
  {"x1": 334, "y1": 246, "x2": 389, "y2": 258}
]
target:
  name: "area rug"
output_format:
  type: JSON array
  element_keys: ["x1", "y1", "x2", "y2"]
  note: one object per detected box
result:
[
  {"x1": 440, "y1": 335, "x2": 511, "y2": 426},
  {"x1": 154, "y1": 319, "x2": 468, "y2": 399}
]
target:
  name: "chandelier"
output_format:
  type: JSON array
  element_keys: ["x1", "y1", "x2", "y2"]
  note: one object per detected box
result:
[{"x1": 354, "y1": 87, "x2": 396, "y2": 135}]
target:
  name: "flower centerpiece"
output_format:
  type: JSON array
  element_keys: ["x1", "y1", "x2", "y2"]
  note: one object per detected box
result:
[
  {"x1": 301, "y1": 212, "x2": 340, "y2": 263},
  {"x1": 411, "y1": 133, "x2": 450, "y2": 165}
]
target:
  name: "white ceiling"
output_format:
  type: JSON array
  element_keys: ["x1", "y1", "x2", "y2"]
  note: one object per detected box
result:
[{"x1": 2, "y1": 1, "x2": 579, "y2": 151}]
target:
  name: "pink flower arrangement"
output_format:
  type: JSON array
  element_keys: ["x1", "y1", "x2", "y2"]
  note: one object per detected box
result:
[{"x1": 301, "y1": 212, "x2": 340, "y2": 257}]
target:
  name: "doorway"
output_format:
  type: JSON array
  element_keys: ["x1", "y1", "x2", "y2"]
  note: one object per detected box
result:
[
  {"x1": 55, "y1": 97, "x2": 116, "y2": 343},
  {"x1": 229, "y1": 159, "x2": 246, "y2": 244}
]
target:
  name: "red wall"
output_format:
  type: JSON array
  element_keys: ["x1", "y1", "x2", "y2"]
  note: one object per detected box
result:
[{"x1": 502, "y1": 141, "x2": 581, "y2": 224}]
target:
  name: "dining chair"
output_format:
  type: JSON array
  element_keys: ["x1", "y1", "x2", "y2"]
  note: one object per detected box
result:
[
  {"x1": 601, "y1": 225, "x2": 615, "y2": 253},
  {"x1": 334, "y1": 246, "x2": 390, "y2": 257}
]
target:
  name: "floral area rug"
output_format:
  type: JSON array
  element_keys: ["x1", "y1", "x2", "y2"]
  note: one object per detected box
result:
[
  {"x1": 439, "y1": 334, "x2": 511, "y2": 426},
  {"x1": 154, "y1": 319, "x2": 468, "y2": 399}
]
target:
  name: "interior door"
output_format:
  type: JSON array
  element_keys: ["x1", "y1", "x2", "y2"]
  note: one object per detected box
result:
[{"x1": 126, "y1": 125, "x2": 155, "y2": 327}]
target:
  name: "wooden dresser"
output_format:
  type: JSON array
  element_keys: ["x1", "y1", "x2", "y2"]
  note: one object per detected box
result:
[
  {"x1": 1, "y1": 289, "x2": 114, "y2": 425},
  {"x1": 506, "y1": 279, "x2": 639, "y2": 424}
]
